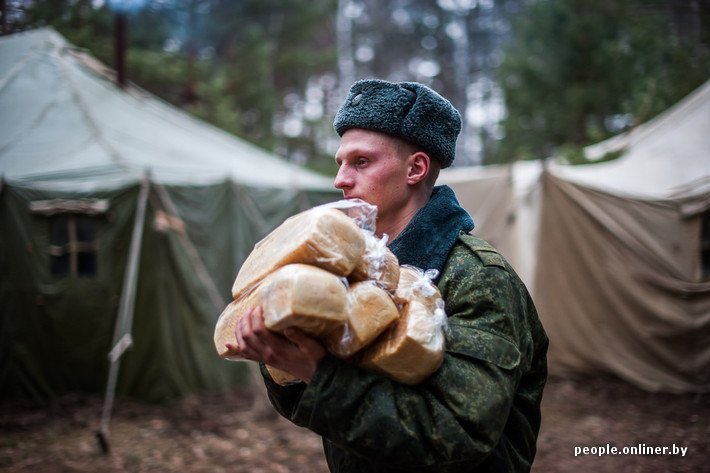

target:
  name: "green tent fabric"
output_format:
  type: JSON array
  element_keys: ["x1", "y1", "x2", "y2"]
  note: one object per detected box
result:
[{"x1": 0, "y1": 28, "x2": 339, "y2": 403}]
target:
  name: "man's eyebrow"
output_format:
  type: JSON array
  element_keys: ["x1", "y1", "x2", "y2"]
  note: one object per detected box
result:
[{"x1": 341, "y1": 144, "x2": 377, "y2": 158}]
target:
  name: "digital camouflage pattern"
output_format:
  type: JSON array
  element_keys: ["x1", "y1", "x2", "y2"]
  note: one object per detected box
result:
[{"x1": 261, "y1": 231, "x2": 548, "y2": 473}]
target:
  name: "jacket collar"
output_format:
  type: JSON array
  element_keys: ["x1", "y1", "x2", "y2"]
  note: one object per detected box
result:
[{"x1": 388, "y1": 185, "x2": 474, "y2": 281}]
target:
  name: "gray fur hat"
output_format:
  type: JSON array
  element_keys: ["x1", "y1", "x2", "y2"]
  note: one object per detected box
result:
[{"x1": 333, "y1": 79, "x2": 461, "y2": 168}]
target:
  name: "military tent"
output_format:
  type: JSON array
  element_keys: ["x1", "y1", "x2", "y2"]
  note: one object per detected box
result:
[
  {"x1": 537, "y1": 79, "x2": 710, "y2": 393},
  {"x1": 441, "y1": 79, "x2": 710, "y2": 393},
  {"x1": 0, "y1": 28, "x2": 339, "y2": 403}
]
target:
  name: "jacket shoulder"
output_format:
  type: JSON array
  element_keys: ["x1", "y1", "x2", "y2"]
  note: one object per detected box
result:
[{"x1": 455, "y1": 232, "x2": 507, "y2": 270}]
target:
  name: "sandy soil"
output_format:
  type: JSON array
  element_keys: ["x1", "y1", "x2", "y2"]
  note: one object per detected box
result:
[{"x1": 1, "y1": 374, "x2": 708, "y2": 472}]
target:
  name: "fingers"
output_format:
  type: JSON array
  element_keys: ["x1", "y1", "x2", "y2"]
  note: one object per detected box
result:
[
  {"x1": 283, "y1": 327, "x2": 327, "y2": 359},
  {"x1": 248, "y1": 305, "x2": 266, "y2": 331},
  {"x1": 234, "y1": 306, "x2": 273, "y2": 362},
  {"x1": 224, "y1": 342, "x2": 242, "y2": 355},
  {"x1": 229, "y1": 307, "x2": 326, "y2": 383}
]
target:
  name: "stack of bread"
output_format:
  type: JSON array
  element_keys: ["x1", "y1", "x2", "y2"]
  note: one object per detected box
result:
[{"x1": 213, "y1": 200, "x2": 447, "y2": 385}]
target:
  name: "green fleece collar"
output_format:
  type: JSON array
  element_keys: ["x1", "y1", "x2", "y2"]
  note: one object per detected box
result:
[{"x1": 388, "y1": 185, "x2": 474, "y2": 281}]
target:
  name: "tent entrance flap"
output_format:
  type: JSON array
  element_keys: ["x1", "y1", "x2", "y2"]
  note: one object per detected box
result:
[{"x1": 153, "y1": 181, "x2": 224, "y2": 312}]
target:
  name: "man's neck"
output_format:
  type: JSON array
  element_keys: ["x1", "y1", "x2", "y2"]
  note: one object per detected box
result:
[{"x1": 376, "y1": 190, "x2": 431, "y2": 244}]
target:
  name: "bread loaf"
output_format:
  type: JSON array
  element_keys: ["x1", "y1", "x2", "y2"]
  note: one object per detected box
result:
[
  {"x1": 357, "y1": 265, "x2": 446, "y2": 384},
  {"x1": 323, "y1": 281, "x2": 399, "y2": 359},
  {"x1": 214, "y1": 264, "x2": 348, "y2": 360},
  {"x1": 349, "y1": 233, "x2": 400, "y2": 292},
  {"x1": 213, "y1": 297, "x2": 251, "y2": 360},
  {"x1": 265, "y1": 365, "x2": 301, "y2": 386},
  {"x1": 394, "y1": 265, "x2": 441, "y2": 312},
  {"x1": 358, "y1": 299, "x2": 445, "y2": 385},
  {"x1": 231, "y1": 207, "x2": 366, "y2": 300},
  {"x1": 216, "y1": 200, "x2": 448, "y2": 385},
  {"x1": 259, "y1": 264, "x2": 348, "y2": 335}
]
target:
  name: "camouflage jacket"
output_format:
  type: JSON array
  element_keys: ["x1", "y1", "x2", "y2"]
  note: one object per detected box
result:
[{"x1": 261, "y1": 186, "x2": 548, "y2": 473}]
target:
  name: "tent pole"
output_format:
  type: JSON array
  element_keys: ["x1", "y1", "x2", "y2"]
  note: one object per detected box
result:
[{"x1": 96, "y1": 175, "x2": 150, "y2": 453}]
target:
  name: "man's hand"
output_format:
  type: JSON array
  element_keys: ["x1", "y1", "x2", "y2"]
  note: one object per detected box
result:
[{"x1": 225, "y1": 306, "x2": 327, "y2": 384}]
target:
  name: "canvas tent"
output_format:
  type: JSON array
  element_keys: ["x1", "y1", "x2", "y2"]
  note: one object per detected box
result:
[
  {"x1": 536, "y1": 79, "x2": 710, "y2": 393},
  {"x1": 0, "y1": 28, "x2": 339, "y2": 403},
  {"x1": 440, "y1": 160, "x2": 544, "y2": 292},
  {"x1": 441, "y1": 78, "x2": 710, "y2": 393}
]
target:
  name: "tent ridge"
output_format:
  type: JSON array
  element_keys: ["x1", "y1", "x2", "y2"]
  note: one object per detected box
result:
[
  {"x1": 55, "y1": 38, "x2": 133, "y2": 174},
  {"x1": 585, "y1": 79, "x2": 710, "y2": 163}
]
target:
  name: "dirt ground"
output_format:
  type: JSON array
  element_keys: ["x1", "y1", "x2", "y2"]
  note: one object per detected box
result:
[{"x1": 1, "y1": 373, "x2": 708, "y2": 473}]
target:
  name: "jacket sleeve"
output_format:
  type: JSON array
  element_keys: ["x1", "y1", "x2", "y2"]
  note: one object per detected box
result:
[{"x1": 262, "y1": 241, "x2": 532, "y2": 472}]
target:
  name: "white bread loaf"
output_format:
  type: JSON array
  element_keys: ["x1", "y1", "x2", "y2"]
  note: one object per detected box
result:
[
  {"x1": 265, "y1": 365, "x2": 301, "y2": 386},
  {"x1": 231, "y1": 207, "x2": 366, "y2": 300},
  {"x1": 259, "y1": 264, "x2": 348, "y2": 335},
  {"x1": 394, "y1": 265, "x2": 441, "y2": 312},
  {"x1": 214, "y1": 264, "x2": 348, "y2": 360},
  {"x1": 357, "y1": 265, "x2": 447, "y2": 384},
  {"x1": 323, "y1": 281, "x2": 400, "y2": 359},
  {"x1": 349, "y1": 232, "x2": 400, "y2": 293},
  {"x1": 358, "y1": 299, "x2": 445, "y2": 385},
  {"x1": 214, "y1": 297, "x2": 252, "y2": 361}
]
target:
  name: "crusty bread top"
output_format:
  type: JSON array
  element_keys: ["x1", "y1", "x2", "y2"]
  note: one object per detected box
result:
[
  {"x1": 214, "y1": 264, "x2": 348, "y2": 360},
  {"x1": 260, "y1": 264, "x2": 349, "y2": 336},
  {"x1": 231, "y1": 207, "x2": 366, "y2": 300}
]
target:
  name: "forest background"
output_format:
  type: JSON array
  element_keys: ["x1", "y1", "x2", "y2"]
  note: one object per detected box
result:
[{"x1": 2, "y1": 0, "x2": 710, "y2": 175}]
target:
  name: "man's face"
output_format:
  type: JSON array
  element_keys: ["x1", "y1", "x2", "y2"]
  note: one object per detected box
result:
[{"x1": 334, "y1": 129, "x2": 412, "y2": 223}]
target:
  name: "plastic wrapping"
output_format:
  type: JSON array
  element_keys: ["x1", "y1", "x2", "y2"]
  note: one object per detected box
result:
[
  {"x1": 214, "y1": 264, "x2": 348, "y2": 361},
  {"x1": 317, "y1": 198, "x2": 378, "y2": 233},
  {"x1": 213, "y1": 298, "x2": 248, "y2": 361},
  {"x1": 349, "y1": 232, "x2": 400, "y2": 292},
  {"x1": 322, "y1": 280, "x2": 400, "y2": 359},
  {"x1": 231, "y1": 205, "x2": 366, "y2": 299},
  {"x1": 357, "y1": 265, "x2": 448, "y2": 385},
  {"x1": 259, "y1": 264, "x2": 349, "y2": 336},
  {"x1": 216, "y1": 199, "x2": 449, "y2": 385},
  {"x1": 395, "y1": 265, "x2": 449, "y2": 338},
  {"x1": 319, "y1": 199, "x2": 400, "y2": 291}
]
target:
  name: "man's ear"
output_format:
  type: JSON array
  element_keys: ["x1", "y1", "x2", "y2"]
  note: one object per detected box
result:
[{"x1": 407, "y1": 152, "x2": 430, "y2": 185}]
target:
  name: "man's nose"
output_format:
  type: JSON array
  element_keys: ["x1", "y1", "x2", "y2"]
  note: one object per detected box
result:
[{"x1": 334, "y1": 166, "x2": 352, "y2": 190}]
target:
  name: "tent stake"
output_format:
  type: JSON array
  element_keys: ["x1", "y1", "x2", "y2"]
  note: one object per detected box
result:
[{"x1": 97, "y1": 175, "x2": 150, "y2": 454}]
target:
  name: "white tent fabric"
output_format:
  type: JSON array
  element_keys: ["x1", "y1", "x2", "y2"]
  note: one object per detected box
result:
[
  {"x1": 440, "y1": 160, "x2": 543, "y2": 291},
  {"x1": 0, "y1": 28, "x2": 335, "y2": 192},
  {"x1": 549, "y1": 78, "x2": 710, "y2": 200},
  {"x1": 441, "y1": 79, "x2": 710, "y2": 393}
]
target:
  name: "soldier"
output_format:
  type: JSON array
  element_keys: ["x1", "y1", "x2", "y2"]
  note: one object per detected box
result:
[{"x1": 228, "y1": 79, "x2": 548, "y2": 472}]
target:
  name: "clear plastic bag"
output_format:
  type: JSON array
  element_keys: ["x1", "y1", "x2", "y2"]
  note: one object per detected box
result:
[
  {"x1": 217, "y1": 199, "x2": 449, "y2": 385},
  {"x1": 317, "y1": 198, "x2": 378, "y2": 233},
  {"x1": 322, "y1": 280, "x2": 400, "y2": 359},
  {"x1": 259, "y1": 264, "x2": 349, "y2": 336},
  {"x1": 357, "y1": 265, "x2": 449, "y2": 384},
  {"x1": 231, "y1": 204, "x2": 366, "y2": 299}
]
